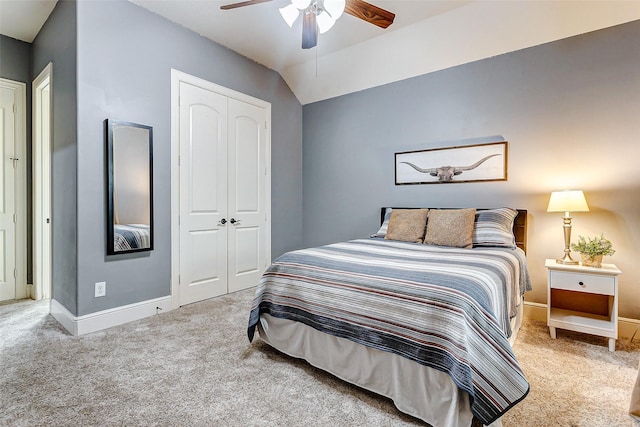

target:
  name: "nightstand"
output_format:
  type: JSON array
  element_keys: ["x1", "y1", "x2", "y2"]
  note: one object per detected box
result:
[{"x1": 545, "y1": 259, "x2": 622, "y2": 352}]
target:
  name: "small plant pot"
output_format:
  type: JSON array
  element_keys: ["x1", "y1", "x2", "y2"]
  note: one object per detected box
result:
[{"x1": 580, "y1": 254, "x2": 603, "y2": 268}]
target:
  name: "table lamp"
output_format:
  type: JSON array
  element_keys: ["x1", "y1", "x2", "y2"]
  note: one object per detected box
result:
[{"x1": 547, "y1": 190, "x2": 589, "y2": 264}]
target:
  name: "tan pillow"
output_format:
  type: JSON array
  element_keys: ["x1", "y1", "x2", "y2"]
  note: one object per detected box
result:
[
  {"x1": 384, "y1": 209, "x2": 429, "y2": 243},
  {"x1": 424, "y1": 208, "x2": 477, "y2": 248}
]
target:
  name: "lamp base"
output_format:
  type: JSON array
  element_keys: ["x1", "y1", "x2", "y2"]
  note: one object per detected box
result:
[
  {"x1": 555, "y1": 259, "x2": 579, "y2": 265},
  {"x1": 556, "y1": 253, "x2": 579, "y2": 265}
]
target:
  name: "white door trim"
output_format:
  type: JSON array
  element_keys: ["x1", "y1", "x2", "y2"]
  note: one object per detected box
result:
[
  {"x1": 0, "y1": 78, "x2": 27, "y2": 300},
  {"x1": 170, "y1": 69, "x2": 272, "y2": 309},
  {"x1": 32, "y1": 63, "x2": 53, "y2": 301}
]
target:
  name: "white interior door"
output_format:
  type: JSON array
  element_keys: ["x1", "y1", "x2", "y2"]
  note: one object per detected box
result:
[
  {"x1": 0, "y1": 85, "x2": 17, "y2": 301},
  {"x1": 227, "y1": 98, "x2": 268, "y2": 293},
  {"x1": 33, "y1": 63, "x2": 53, "y2": 300},
  {"x1": 178, "y1": 82, "x2": 229, "y2": 305}
]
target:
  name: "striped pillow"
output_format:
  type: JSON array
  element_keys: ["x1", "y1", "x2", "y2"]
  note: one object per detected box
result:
[
  {"x1": 371, "y1": 208, "x2": 392, "y2": 238},
  {"x1": 472, "y1": 208, "x2": 518, "y2": 248}
]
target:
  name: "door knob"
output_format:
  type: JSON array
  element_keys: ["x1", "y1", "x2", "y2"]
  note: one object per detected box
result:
[
  {"x1": 219, "y1": 218, "x2": 227, "y2": 225},
  {"x1": 230, "y1": 218, "x2": 241, "y2": 225}
]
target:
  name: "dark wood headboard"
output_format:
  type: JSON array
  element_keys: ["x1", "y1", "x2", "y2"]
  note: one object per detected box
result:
[{"x1": 381, "y1": 208, "x2": 528, "y2": 254}]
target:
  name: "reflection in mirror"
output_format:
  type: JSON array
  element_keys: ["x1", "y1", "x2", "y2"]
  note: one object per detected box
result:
[{"x1": 106, "y1": 119, "x2": 153, "y2": 255}]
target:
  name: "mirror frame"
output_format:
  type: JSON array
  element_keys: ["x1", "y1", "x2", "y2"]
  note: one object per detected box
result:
[{"x1": 105, "y1": 119, "x2": 154, "y2": 255}]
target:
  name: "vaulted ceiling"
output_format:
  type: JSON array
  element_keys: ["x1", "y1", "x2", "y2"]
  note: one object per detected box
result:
[{"x1": 2, "y1": 0, "x2": 639, "y2": 104}]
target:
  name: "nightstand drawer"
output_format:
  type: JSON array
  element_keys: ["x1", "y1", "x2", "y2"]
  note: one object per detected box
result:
[{"x1": 549, "y1": 270, "x2": 615, "y2": 295}]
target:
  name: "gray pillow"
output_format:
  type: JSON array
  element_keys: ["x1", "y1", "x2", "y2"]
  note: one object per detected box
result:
[{"x1": 424, "y1": 208, "x2": 476, "y2": 248}]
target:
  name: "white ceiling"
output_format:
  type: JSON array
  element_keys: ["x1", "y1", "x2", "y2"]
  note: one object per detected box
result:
[
  {"x1": 2, "y1": 0, "x2": 640, "y2": 104},
  {"x1": 0, "y1": 0, "x2": 57, "y2": 43}
]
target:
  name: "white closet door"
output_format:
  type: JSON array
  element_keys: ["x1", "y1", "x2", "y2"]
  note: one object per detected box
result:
[
  {"x1": 0, "y1": 86, "x2": 16, "y2": 301},
  {"x1": 227, "y1": 98, "x2": 268, "y2": 293},
  {"x1": 178, "y1": 82, "x2": 228, "y2": 305}
]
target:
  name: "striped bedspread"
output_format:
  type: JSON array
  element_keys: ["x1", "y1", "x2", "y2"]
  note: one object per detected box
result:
[
  {"x1": 248, "y1": 238, "x2": 531, "y2": 425},
  {"x1": 114, "y1": 224, "x2": 150, "y2": 251}
]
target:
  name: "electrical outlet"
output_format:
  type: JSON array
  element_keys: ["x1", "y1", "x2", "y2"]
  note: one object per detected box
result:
[{"x1": 95, "y1": 282, "x2": 106, "y2": 297}]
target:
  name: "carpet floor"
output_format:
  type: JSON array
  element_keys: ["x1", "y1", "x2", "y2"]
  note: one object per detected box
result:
[{"x1": 1, "y1": 289, "x2": 639, "y2": 427}]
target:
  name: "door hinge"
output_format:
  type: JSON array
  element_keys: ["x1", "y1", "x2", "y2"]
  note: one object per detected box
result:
[
  {"x1": 13, "y1": 213, "x2": 17, "y2": 223},
  {"x1": 13, "y1": 104, "x2": 17, "y2": 113},
  {"x1": 14, "y1": 269, "x2": 17, "y2": 278}
]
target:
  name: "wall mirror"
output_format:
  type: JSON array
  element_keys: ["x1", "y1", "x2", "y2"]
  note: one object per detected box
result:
[{"x1": 106, "y1": 119, "x2": 153, "y2": 255}]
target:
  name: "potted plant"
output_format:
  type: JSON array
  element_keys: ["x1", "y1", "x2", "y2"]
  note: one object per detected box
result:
[{"x1": 571, "y1": 234, "x2": 615, "y2": 268}]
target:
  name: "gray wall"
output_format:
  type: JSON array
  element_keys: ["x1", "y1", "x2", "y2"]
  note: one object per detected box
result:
[
  {"x1": 302, "y1": 21, "x2": 640, "y2": 318},
  {"x1": 31, "y1": 0, "x2": 79, "y2": 312},
  {"x1": 74, "y1": 0, "x2": 302, "y2": 315},
  {"x1": 0, "y1": 34, "x2": 33, "y2": 285},
  {"x1": 0, "y1": 34, "x2": 31, "y2": 81}
]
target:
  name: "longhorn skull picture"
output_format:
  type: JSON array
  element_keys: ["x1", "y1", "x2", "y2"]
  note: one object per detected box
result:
[
  {"x1": 401, "y1": 154, "x2": 501, "y2": 182},
  {"x1": 395, "y1": 142, "x2": 508, "y2": 185}
]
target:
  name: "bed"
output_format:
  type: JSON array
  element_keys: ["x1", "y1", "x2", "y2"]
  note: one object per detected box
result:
[{"x1": 248, "y1": 207, "x2": 531, "y2": 426}]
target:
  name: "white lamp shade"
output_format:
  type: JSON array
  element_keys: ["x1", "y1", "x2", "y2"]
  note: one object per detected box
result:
[
  {"x1": 324, "y1": 0, "x2": 345, "y2": 19},
  {"x1": 279, "y1": 4, "x2": 300, "y2": 27},
  {"x1": 547, "y1": 190, "x2": 590, "y2": 213},
  {"x1": 291, "y1": 0, "x2": 312, "y2": 9},
  {"x1": 317, "y1": 11, "x2": 336, "y2": 33}
]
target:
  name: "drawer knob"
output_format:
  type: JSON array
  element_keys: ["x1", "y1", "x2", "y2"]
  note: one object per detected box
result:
[{"x1": 578, "y1": 281, "x2": 585, "y2": 287}]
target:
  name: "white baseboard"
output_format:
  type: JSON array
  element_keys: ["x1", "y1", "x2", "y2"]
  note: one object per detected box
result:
[
  {"x1": 50, "y1": 296, "x2": 173, "y2": 336},
  {"x1": 523, "y1": 301, "x2": 640, "y2": 340},
  {"x1": 523, "y1": 301, "x2": 547, "y2": 322},
  {"x1": 620, "y1": 317, "x2": 640, "y2": 341}
]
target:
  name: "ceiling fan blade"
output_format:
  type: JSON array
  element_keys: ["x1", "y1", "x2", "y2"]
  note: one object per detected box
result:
[
  {"x1": 302, "y1": 12, "x2": 318, "y2": 49},
  {"x1": 220, "y1": 0, "x2": 273, "y2": 10},
  {"x1": 344, "y1": 0, "x2": 395, "y2": 29}
]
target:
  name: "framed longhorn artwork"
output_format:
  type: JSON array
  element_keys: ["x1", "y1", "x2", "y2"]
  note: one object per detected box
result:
[{"x1": 395, "y1": 141, "x2": 508, "y2": 185}]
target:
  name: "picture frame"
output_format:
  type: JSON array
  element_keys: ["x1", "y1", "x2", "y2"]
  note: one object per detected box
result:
[{"x1": 395, "y1": 141, "x2": 508, "y2": 185}]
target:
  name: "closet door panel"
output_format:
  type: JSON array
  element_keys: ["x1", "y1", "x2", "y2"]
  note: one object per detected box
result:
[
  {"x1": 233, "y1": 117, "x2": 259, "y2": 212},
  {"x1": 188, "y1": 230, "x2": 222, "y2": 284},
  {"x1": 189, "y1": 105, "x2": 221, "y2": 214},
  {"x1": 178, "y1": 82, "x2": 228, "y2": 305},
  {"x1": 234, "y1": 226, "x2": 259, "y2": 275},
  {"x1": 227, "y1": 98, "x2": 267, "y2": 293}
]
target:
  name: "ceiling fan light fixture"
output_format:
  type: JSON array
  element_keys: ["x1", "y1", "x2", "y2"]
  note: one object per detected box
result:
[
  {"x1": 323, "y1": 0, "x2": 345, "y2": 20},
  {"x1": 316, "y1": 11, "x2": 336, "y2": 34},
  {"x1": 291, "y1": 0, "x2": 312, "y2": 10},
  {"x1": 221, "y1": 0, "x2": 395, "y2": 50},
  {"x1": 279, "y1": 4, "x2": 300, "y2": 27}
]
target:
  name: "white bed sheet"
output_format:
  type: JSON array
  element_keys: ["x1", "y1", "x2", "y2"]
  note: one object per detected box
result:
[{"x1": 256, "y1": 298, "x2": 524, "y2": 427}]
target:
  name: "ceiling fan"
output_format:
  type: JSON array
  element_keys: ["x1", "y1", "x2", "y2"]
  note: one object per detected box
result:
[{"x1": 220, "y1": 0, "x2": 395, "y2": 49}]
